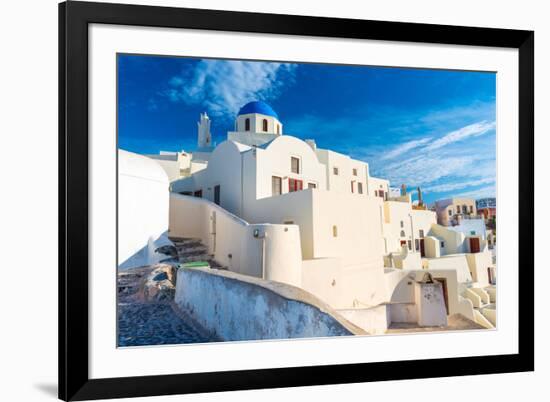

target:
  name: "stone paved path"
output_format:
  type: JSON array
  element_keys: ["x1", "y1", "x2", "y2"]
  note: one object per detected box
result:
[
  {"x1": 117, "y1": 263, "x2": 214, "y2": 347},
  {"x1": 118, "y1": 301, "x2": 212, "y2": 347},
  {"x1": 386, "y1": 313, "x2": 486, "y2": 333}
]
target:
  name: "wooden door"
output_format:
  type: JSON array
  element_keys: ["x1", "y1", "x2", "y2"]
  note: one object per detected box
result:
[
  {"x1": 420, "y1": 239, "x2": 426, "y2": 257},
  {"x1": 469, "y1": 237, "x2": 480, "y2": 253}
]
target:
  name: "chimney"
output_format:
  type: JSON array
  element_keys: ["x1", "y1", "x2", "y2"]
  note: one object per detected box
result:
[
  {"x1": 305, "y1": 139, "x2": 317, "y2": 151},
  {"x1": 417, "y1": 187, "x2": 423, "y2": 206}
]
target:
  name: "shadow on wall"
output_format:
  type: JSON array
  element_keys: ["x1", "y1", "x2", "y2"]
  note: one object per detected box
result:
[{"x1": 118, "y1": 231, "x2": 173, "y2": 270}]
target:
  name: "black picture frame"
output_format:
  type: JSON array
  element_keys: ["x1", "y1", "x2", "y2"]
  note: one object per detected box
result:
[{"x1": 59, "y1": 1, "x2": 534, "y2": 400}]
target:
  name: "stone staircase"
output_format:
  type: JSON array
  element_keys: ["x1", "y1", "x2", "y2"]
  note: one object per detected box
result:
[
  {"x1": 167, "y1": 237, "x2": 227, "y2": 270},
  {"x1": 117, "y1": 237, "x2": 227, "y2": 302}
]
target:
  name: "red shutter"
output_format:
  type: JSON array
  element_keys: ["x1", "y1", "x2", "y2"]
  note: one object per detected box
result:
[{"x1": 289, "y1": 179, "x2": 303, "y2": 192}]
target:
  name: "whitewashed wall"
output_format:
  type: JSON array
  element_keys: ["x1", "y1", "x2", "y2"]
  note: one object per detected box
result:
[
  {"x1": 174, "y1": 267, "x2": 362, "y2": 341},
  {"x1": 255, "y1": 135, "x2": 327, "y2": 198},
  {"x1": 316, "y1": 149, "x2": 369, "y2": 195},
  {"x1": 118, "y1": 150, "x2": 170, "y2": 269},
  {"x1": 169, "y1": 194, "x2": 303, "y2": 286}
]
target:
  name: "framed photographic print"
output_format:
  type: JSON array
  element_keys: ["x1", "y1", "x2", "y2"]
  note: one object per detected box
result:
[{"x1": 59, "y1": 1, "x2": 534, "y2": 400}]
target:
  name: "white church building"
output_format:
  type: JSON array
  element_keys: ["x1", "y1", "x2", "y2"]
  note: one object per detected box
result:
[{"x1": 120, "y1": 101, "x2": 497, "y2": 334}]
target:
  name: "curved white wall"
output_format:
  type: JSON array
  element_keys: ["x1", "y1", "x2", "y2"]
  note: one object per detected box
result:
[
  {"x1": 261, "y1": 224, "x2": 302, "y2": 286},
  {"x1": 174, "y1": 267, "x2": 362, "y2": 341},
  {"x1": 118, "y1": 150, "x2": 170, "y2": 269},
  {"x1": 169, "y1": 194, "x2": 303, "y2": 287}
]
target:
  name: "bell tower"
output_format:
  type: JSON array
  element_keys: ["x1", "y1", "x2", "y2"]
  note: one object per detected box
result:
[{"x1": 197, "y1": 112, "x2": 212, "y2": 149}]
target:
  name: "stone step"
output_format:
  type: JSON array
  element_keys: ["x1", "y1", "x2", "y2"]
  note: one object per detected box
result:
[
  {"x1": 176, "y1": 245, "x2": 208, "y2": 254},
  {"x1": 177, "y1": 252, "x2": 210, "y2": 261},
  {"x1": 175, "y1": 243, "x2": 207, "y2": 249},
  {"x1": 178, "y1": 255, "x2": 213, "y2": 263},
  {"x1": 170, "y1": 237, "x2": 203, "y2": 246},
  {"x1": 169, "y1": 237, "x2": 227, "y2": 271}
]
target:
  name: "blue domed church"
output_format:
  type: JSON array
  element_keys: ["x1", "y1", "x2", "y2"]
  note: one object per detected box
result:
[{"x1": 227, "y1": 100, "x2": 284, "y2": 147}]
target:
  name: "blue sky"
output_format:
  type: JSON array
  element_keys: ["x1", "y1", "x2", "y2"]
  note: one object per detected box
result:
[{"x1": 118, "y1": 54, "x2": 496, "y2": 204}]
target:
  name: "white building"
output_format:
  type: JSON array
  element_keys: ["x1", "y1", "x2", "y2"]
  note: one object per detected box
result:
[
  {"x1": 118, "y1": 150, "x2": 172, "y2": 269},
  {"x1": 126, "y1": 100, "x2": 497, "y2": 333}
]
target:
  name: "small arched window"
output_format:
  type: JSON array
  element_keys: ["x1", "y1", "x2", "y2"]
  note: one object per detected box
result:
[
  {"x1": 245, "y1": 118, "x2": 250, "y2": 131},
  {"x1": 262, "y1": 119, "x2": 268, "y2": 132}
]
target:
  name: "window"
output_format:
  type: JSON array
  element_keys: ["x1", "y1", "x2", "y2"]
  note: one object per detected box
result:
[
  {"x1": 352, "y1": 168, "x2": 358, "y2": 176},
  {"x1": 288, "y1": 178, "x2": 303, "y2": 192},
  {"x1": 214, "y1": 185, "x2": 220, "y2": 205},
  {"x1": 400, "y1": 230, "x2": 406, "y2": 237},
  {"x1": 358, "y1": 182, "x2": 363, "y2": 194},
  {"x1": 441, "y1": 241, "x2": 445, "y2": 248},
  {"x1": 419, "y1": 229, "x2": 425, "y2": 238},
  {"x1": 469, "y1": 205, "x2": 474, "y2": 213},
  {"x1": 379, "y1": 191, "x2": 385, "y2": 199},
  {"x1": 291, "y1": 157, "x2": 300, "y2": 174},
  {"x1": 193, "y1": 189, "x2": 202, "y2": 198},
  {"x1": 277, "y1": 124, "x2": 280, "y2": 134},
  {"x1": 456, "y1": 205, "x2": 460, "y2": 214},
  {"x1": 308, "y1": 182, "x2": 317, "y2": 189},
  {"x1": 400, "y1": 220, "x2": 404, "y2": 228},
  {"x1": 462, "y1": 205, "x2": 468, "y2": 214},
  {"x1": 245, "y1": 118, "x2": 250, "y2": 131},
  {"x1": 262, "y1": 119, "x2": 268, "y2": 132},
  {"x1": 448, "y1": 209, "x2": 452, "y2": 216},
  {"x1": 415, "y1": 239, "x2": 420, "y2": 251},
  {"x1": 351, "y1": 181, "x2": 355, "y2": 193},
  {"x1": 333, "y1": 167, "x2": 339, "y2": 175},
  {"x1": 284, "y1": 220, "x2": 294, "y2": 225},
  {"x1": 407, "y1": 240, "x2": 412, "y2": 250},
  {"x1": 374, "y1": 190, "x2": 378, "y2": 197},
  {"x1": 332, "y1": 225, "x2": 338, "y2": 237},
  {"x1": 470, "y1": 230, "x2": 476, "y2": 235},
  {"x1": 272, "y1": 176, "x2": 282, "y2": 196}
]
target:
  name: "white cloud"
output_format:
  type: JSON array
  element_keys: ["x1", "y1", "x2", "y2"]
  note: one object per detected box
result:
[
  {"x1": 419, "y1": 101, "x2": 495, "y2": 127},
  {"x1": 377, "y1": 154, "x2": 476, "y2": 187},
  {"x1": 165, "y1": 60, "x2": 296, "y2": 119},
  {"x1": 381, "y1": 137, "x2": 432, "y2": 160},
  {"x1": 365, "y1": 119, "x2": 496, "y2": 193},
  {"x1": 425, "y1": 177, "x2": 495, "y2": 193},
  {"x1": 424, "y1": 120, "x2": 496, "y2": 151},
  {"x1": 455, "y1": 184, "x2": 496, "y2": 199}
]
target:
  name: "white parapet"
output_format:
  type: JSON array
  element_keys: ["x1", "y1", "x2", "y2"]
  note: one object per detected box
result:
[{"x1": 174, "y1": 266, "x2": 366, "y2": 341}]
